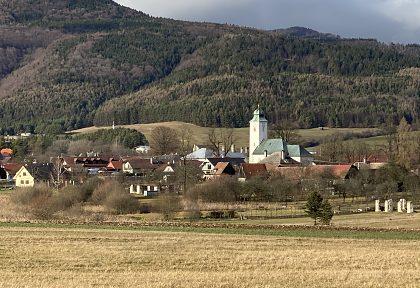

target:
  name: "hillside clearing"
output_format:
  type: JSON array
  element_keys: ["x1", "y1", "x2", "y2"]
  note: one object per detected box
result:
[
  {"x1": 69, "y1": 121, "x2": 381, "y2": 148},
  {"x1": 0, "y1": 225, "x2": 418, "y2": 288}
]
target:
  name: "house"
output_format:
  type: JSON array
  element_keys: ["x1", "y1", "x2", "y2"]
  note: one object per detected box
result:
[
  {"x1": 135, "y1": 145, "x2": 151, "y2": 154},
  {"x1": 213, "y1": 162, "x2": 236, "y2": 177},
  {"x1": 13, "y1": 163, "x2": 56, "y2": 188},
  {"x1": 201, "y1": 157, "x2": 245, "y2": 177},
  {"x1": 13, "y1": 166, "x2": 35, "y2": 187},
  {"x1": 2, "y1": 163, "x2": 23, "y2": 182},
  {"x1": 239, "y1": 163, "x2": 269, "y2": 181},
  {"x1": 107, "y1": 160, "x2": 123, "y2": 172},
  {"x1": 186, "y1": 148, "x2": 216, "y2": 162},
  {"x1": 122, "y1": 158, "x2": 159, "y2": 175},
  {"x1": 248, "y1": 107, "x2": 313, "y2": 165},
  {"x1": 269, "y1": 164, "x2": 358, "y2": 181}
]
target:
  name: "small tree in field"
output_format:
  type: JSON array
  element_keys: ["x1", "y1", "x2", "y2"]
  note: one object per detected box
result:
[
  {"x1": 305, "y1": 191, "x2": 323, "y2": 225},
  {"x1": 320, "y1": 200, "x2": 333, "y2": 225}
]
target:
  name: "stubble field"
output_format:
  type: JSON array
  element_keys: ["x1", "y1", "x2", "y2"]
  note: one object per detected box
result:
[{"x1": 0, "y1": 225, "x2": 419, "y2": 288}]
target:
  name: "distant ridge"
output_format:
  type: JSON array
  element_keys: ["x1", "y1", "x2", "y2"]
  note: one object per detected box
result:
[
  {"x1": 271, "y1": 26, "x2": 339, "y2": 40},
  {"x1": 0, "y1": 0, "x2": 418, "y2": 134}
]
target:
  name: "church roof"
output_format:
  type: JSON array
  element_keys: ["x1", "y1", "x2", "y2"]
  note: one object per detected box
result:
[
  {"x1": 253, "y1": 139, "x2": 287, "y2": 155},
  {"x1": 253, "y1": 139, "x2": 312, "y2": 158},
  {"x1": 286, "y1": 145, "x2": 312, "y2": 157}
]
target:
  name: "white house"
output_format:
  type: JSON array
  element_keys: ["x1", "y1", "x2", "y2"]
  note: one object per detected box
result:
[
  {"x1": 248, "y1": 107, "x2": 313, "y2": 165},
  {"x1": 13, "y1": 166, "x2": 35, "y2": 187},
  {"x1": 135, "y1": 145, "x2": 151, "y2": 154}
]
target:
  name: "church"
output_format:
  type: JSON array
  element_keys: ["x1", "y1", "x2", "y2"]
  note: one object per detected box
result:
[{"x1": 248, "y1": 107, "x2": 314, "y2": 165}]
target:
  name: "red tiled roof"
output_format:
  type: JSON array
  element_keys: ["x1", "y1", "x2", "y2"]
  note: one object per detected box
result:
[
  {"x1": 214, "y1": 162, "x2": 236, "y2": 176},
  {"x1": 241, "y1": 163, "x2": 268, "y2": 179},
  {"x1": 271, "y1": 164, "x2": 356, "y2": 180},
  {"x1": 1, "y1": 148, "x2": 13, "y2": 156},
  {"x1": 3, "y1": 163, "x2": 24, "y2": 176},
  {"x1": 107, "y1": 160, "x2": 123, "y2": 170}
]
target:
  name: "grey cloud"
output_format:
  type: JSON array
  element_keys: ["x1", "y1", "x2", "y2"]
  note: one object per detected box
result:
[{"x1": 115, "y1": 0, "x2": 420, "y2": 43}]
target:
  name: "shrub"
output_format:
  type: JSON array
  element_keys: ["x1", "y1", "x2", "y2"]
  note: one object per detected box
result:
[
  {"x1": 196, "y1": 177, "x2": 240, "y2": 203},
  {"x1": 79, "y1": 177, "x2": 103, "y2": 202},
  {"x1": 90, "y1": 180, "x2": 119, "y2": 204},
  {"x1": 104, "y1": 191, "x2": 140, "y2": 215},
  {"x1": 11, "y1": 185, "x2": 52, "y2": 206},
  {"x1": 154, "y1": 194, "x2": 181, "y2": 220},
  {"x1": 52, "y1": 186, "x2": 84, "y2": 211}
]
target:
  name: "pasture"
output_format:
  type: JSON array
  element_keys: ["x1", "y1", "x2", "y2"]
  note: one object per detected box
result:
[
  {"x1": 69, "y1": 121, "x2": 381, "y2": 148},
  {"x1": 0, "y1": 223, "x2": 419, "y2": 288}
]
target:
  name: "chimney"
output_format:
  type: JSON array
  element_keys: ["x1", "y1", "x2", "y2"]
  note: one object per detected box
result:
[
  {"x1": 264, "y1": 150, "x2": 268, "y2": 158},
  {"x1": 240, "y1": 147, "x2": 244, "y2": 154},
  {"x1": 231, "y1": 144, "x2": 235, "y2": 153},
  {"x1": 363, "y1": 157, "x2": 367, "y2": 164},
  {"x1": 150, "y1": 158, "x2": 154, "y2": 165}
]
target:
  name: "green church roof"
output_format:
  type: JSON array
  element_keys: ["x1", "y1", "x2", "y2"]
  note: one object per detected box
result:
[
  {"x1": 253, "y1": 139, "x2": 312, "y2": 157},
  {"x1": 253, "y1": 139, "x2": 287, "y2": 155}
]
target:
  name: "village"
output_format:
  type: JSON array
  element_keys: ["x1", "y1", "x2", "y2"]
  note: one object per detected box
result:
[{"x1": 0, "y1": 107, "x2": 416, "y2": 220}]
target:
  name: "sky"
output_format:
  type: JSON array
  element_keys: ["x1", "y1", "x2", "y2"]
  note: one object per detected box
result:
[{"x1": 115, "y1": 0, "x2": 420, "y2": 44}]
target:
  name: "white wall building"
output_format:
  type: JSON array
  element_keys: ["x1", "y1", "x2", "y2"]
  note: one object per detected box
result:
[{"x1": 249, "y1": 106, "x2": 268, "y2": 163}]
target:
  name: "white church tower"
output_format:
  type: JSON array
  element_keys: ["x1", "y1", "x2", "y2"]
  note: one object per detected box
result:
[{"x1": 249, "y1": 106, "x2": 268, "y2": 163}]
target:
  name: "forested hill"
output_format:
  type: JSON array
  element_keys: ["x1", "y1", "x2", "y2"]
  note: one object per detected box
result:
[{"x1": 0, "y1": 0, "x2": 419, "y2": 134}]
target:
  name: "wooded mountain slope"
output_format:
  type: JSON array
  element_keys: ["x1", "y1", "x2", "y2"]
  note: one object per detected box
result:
[{"x1": 0, "y1": 0, "x2": 419, "y2": 134}]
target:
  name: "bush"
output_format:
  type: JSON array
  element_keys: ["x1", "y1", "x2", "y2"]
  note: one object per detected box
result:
[
  {"x1": 11, "y1": 185, "x2": 52, "y2": 206},
  {"x1": 154, "y1": 194, "x2": 181, "y2": 220},
  {"x1": 79, "y1": 177, "x2": 103, "y2": 202},
  {"x1": 195, "y1": 177, "x2": 240, "y2": 203},
  {"x1": 52, "y1": 186, "x2": 84, "y2": 211},
  {"x1": 104, "y1": 191, "x2": 140, "y2": 215},
  {"x1": 90, "y1": 180, "x2": 119, "y2": 204}
]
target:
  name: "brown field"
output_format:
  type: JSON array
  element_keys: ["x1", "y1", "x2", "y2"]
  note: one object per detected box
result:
[
  {"x1": 69, "y1": 121, "x2": 381, "y2": 148},
  {"x1": 0, "y1": 225, "x2": 419, "y2": 288}
]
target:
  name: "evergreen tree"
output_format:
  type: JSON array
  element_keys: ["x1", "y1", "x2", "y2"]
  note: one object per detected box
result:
[{"x1": 305, "y1": 191, "x2": 324, "y2": 225}]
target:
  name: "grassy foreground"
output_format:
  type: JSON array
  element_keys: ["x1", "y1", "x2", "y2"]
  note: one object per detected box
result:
[{"x1": 0, "y1": 224, "x2": 419, "y2": 288}]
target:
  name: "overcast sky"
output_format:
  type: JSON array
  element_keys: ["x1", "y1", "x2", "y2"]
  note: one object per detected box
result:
[{"x1": 115, "y1": 0, "x2": 420, "y2": 44}]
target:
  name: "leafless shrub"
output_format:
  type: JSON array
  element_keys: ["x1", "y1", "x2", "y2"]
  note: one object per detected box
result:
[{"x1": 154, "y1": 194, "x2": 181, "y2": 220}]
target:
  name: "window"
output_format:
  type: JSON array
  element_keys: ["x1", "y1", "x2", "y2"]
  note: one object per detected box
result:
[
  {"x1": 23, "y1": 172, "x2": 26, "y2": 176},
  {"x1": 20, "y1": 180, "x2": 24, "y2": 184},
  {"x1": 207, "y1": 164, "x2": 212, "y2": 169},
  {"x1": 25, "y1": 180, "x2": 29, "y2": 185}
]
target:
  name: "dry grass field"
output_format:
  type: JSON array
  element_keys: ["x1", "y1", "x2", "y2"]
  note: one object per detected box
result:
[
  {"x1": 209, "y1": 212, "x2": 420, "y2": 230},
  {"x1": 0, "y1": 225, "x2": 419, "y2": 288},
  {"x1": 69, "y1": 121, "x2": 381, "y2": 148}
]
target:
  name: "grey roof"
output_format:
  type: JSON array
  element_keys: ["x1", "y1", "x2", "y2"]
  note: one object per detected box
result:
[
  {"x1": 225, "y1": 152, "x2": 246, "y2": 159},
  {"x1": 186, "y1": 148, "x2": 215, "y2": 160}
]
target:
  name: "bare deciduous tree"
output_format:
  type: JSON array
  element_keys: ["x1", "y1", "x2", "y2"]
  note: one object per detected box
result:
[
  {"x1": 208, "y1": 128, "x2": 235, "y2": 157},
  {"x1": 270, "y1": 121, "x2": 302, "y2": 144},
  {"x1": 150, "y1": 126, "x2": 180, "y2": 155}
]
